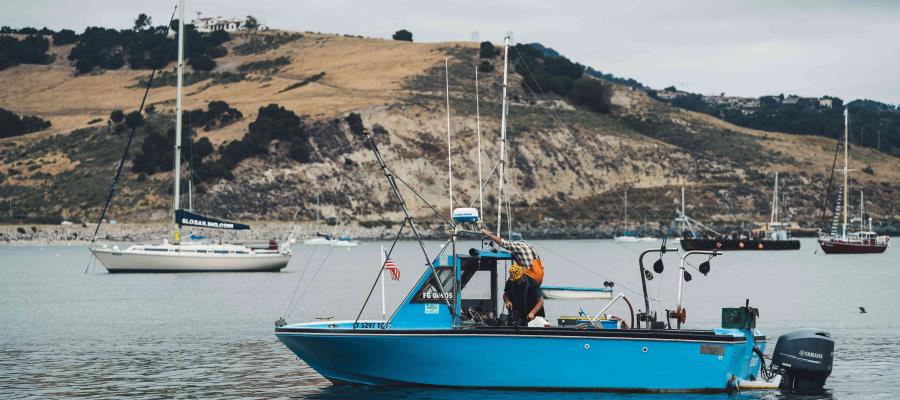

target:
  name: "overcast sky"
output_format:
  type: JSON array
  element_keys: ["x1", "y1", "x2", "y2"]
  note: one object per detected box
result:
[{"x1": 4, "y1": 0, "x2": 899, "y2": 104}]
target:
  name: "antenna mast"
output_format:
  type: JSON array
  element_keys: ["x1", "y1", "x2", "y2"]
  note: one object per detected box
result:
[
  {"x1": 475, "y1": 64, "x2": 484, "y2": 220},
  {"x1": 444, "y1": 58, "x2": 453, "y2": 212},
  {"x1": 496, "y1": 36, "x2": 510, "y2": 236}
]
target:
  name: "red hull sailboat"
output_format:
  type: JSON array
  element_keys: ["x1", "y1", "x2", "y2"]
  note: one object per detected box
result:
[{"x1": 817, "y1": 108, "x2": 889, "y2": 254}]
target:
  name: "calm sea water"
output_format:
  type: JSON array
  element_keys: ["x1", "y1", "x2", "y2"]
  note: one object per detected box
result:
[{"x1": 1, "y1": 238, "x2": 897, "y2": 399}]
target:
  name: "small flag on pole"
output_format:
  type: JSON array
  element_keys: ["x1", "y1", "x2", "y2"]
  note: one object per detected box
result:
[{"x1": 385, "y1": 258, "x2": 400, "y2": 281}]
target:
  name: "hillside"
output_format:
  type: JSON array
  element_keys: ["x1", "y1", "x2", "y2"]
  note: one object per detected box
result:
[{"x1": 1, "y1": 30, "x2": 898, "y2": 236}]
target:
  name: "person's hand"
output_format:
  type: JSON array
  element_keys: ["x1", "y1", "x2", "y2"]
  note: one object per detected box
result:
[
  {"x1": 527, "y1": 311, "x2": 536, "y2": 321},
  {"x1": 505, "y1": 300, "x2": 513, "y2": 310}
]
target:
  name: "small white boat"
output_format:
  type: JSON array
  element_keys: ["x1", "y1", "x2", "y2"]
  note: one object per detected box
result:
[
  {"x1": 613, "y1": 190, "x2": 656, "y2": 242},
  {"x1": 541, "y1": 286, "x2": 613, "y2": 300},
  {"x1": 91, "y1": 241, "x2": 291, "y2": 272},
  {"x1": 304, "y1": 234, "x2": 359, "y2": 247}
]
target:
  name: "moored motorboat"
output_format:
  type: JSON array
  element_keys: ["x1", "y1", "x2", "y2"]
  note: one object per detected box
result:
[{"x1": 275, "y1": 37, "x2": 834, "y2": 391}]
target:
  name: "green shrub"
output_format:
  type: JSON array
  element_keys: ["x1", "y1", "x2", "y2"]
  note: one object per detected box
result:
[
  {"x1": 392, "y1": 29, "x2": 413, "y2": 42},
  {"x1": 0, "y1": 108, "x2": 52, "y2": 138}
]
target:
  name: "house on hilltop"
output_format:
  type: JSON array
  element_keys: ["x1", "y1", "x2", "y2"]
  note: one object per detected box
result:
[{"x1": 192, "y1": 15, "x2": 256, "y2": 32}]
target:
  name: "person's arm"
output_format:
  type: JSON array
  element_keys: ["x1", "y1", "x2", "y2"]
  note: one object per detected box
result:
[
  {"x1": 527, "y1": 297, "x2": 544, "y2": 321},
  {"x1": 503, "y1": 293, "x2": 512, "y2": 310},
  {"x1": 481, "y1": 229, "x2": 504, "y2": 246}
]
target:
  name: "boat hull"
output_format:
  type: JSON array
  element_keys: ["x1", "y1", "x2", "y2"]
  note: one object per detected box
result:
[
  {"x1": 276, "y1": 324, "x2": 763, "y2": 392},
  {"x1": 681, "y1": 239, "x2": 800, "y2": 251},
  {"x1": 818, "y1": 239, "x2": 888, "y2": 254},
  {"x1": 91, "y1": 248, "x2": 290, "y2": 272}
]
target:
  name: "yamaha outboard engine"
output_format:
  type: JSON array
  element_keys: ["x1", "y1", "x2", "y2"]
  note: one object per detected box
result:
[{"x1": 772, "y1": 329, "x2": 834, "y2": 394}]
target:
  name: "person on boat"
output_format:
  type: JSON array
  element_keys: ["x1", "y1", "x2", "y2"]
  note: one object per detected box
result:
[
  {"x1": 480, "y1": 229, "x2": 544, "y2": 284},
  {"x1": 503, "y1": 264, "x2": 545, "y2": 326}
]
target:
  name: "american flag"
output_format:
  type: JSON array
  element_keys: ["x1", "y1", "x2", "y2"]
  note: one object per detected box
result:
[{"x1": 384, "y1": 258, "x2": 400, "y2": 281}]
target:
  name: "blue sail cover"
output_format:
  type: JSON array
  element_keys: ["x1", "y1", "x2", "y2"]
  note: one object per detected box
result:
[{"x1": 175, "y1": 209, "x2": 250, "y2": 230}]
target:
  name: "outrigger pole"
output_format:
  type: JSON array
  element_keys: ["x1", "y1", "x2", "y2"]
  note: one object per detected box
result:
[{"x1": 354, "y1": 130, "x2": 456, "y2": 327}]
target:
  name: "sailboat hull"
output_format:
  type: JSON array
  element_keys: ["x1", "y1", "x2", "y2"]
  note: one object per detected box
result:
[
  {"x1": 277, "y1": 323, "x2": 764, "y2": 392},
  {"x1": 91, "y1": 247, "x2": 290, "y2": 272},
  {"x1": 818, "y1": 239, "x2": 888, "y2": 254}
]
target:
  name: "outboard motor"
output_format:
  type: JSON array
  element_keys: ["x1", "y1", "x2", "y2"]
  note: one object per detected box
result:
[{"x1": 772, "y1": 329, "x2": 834, "y2": 394}]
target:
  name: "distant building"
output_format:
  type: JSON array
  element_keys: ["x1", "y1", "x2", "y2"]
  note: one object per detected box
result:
[
  {"x1": 819, "y1": 98, "x2": 834, "y2": 108},
  {"x1": 192, "y1": 15, "x2": 253, "y2": 33}
]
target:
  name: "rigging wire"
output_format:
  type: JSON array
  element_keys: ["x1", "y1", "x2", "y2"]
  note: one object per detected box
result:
[
  {"x1": 282, "y1": 243, "x2": 320, "y2": 317},
  {"x1": 286, "y1": 243, "x2": 337, "y2": 319},
  {"x1": 84, "y1": 4, "x2": 179, "y2": 273}
]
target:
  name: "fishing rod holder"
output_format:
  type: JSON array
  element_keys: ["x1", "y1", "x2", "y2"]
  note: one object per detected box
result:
[
  {"x1": 636, "y1": 246, "x2": 678, "y2": 329},
  {"x1": 673, "y1": 250, "x2": 722, "y2": 329}
]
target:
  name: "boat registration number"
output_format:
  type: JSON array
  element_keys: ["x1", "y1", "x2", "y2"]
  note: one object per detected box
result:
[{"x1": 353, "y1": 322, "x2": 387, "y2": 329}]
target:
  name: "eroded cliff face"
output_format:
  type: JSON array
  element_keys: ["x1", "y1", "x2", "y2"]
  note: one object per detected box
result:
[{"x1": 1, "y1": 32, "x2": 897, "y2": 234}]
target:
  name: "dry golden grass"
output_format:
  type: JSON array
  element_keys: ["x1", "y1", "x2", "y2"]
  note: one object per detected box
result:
[{"x1": 0, "y1": 32, "x2": 466, "y2": 144}]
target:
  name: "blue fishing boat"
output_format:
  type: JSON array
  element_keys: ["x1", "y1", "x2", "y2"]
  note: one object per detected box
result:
[{"x1": 275, "y1": 36, "x2": 833, "y2": 393}]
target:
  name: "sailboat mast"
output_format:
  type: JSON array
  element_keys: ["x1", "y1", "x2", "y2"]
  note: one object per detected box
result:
[
  {"x1": 624, "y1": 189, "x2": 628, "y2": 228},
  {"x1": 842, "y1": 108, "x2": 849, "y2": 239},
  {"x1": 496, "y1": 36, "x2": 510, "y2": 236},
  {"x1": 444, "y1": 58, "x2": 454, "y2": 212},
  {"x1": 173, "y1": 0, "x2": 185, "y2": 225},
  {"x1": 475, "y1": 64, "x2": 483, "y2": 220}
]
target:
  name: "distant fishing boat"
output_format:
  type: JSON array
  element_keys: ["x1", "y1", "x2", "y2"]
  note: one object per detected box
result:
[
  {"x1": 275, "y1": 37, "x2": 834, "y2": 393},
  {"x1": 678, "y1": 183, "x2": 800, "y2": 251},
  {"x1": 90, "y1": 0, "x2": 291, "y2": 272},
  {"x1": 613, "y1": 190, "x2": 656, "y2": 242},
  {"x1": 818, "y1": 109, "x2": 889, "y2": 254}
]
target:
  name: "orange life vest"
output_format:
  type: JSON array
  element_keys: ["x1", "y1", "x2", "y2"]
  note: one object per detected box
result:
[{"x1": 524, "y1": 257, "x2": 544, "y2": 285}]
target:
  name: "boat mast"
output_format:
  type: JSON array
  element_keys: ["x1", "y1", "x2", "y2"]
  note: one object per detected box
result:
[
  {"x1": 444, "y1": 58, "x2": 453, "y2": 213},
  {"x1": 842, "y1": 108, "x2": 849, "y2": 239},
  {"x1": 624, "y1": 189, "x2": 628, "y2": 230},
  {"x1": 475, "y1": 64, "x2": 483, "y2": 220},
  {"x1": 680, "y1": 186, "x2": 685, "y2": 235},
  {"x1": 496, "y1": 36, "x2": 510, "y2": 236},
  {"x1": 173, "y1": 0, "x2": 185, "y2": 227},
  {"x1": 770, "y1": 172, "x2": 779, "y2": 226}
]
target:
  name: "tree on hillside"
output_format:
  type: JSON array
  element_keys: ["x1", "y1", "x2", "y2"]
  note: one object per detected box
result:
[
  {"x1": 392, "y1": 29, "x2": 413, "y2": 42},
  {"x1": 51, "y1": 29, "x2": 76, "y2": 46},
  {"x1": 189, "y1": 54, "x2": 215, "y2": 71},
  {"x1": 0, "y1": 108, "x2": 51, "y2": 138},
  {"x1": 245, "y1": 16, "x2": 260, "y2": 31},
  {"x1": 479, "y1": 41, "x2": 497, "y2": 58},
  {"x1": 124, "y1": 111, "x2": 144, "y2": 128},
  {"x1": 568, "y1": 78, "x2": 610, "y2": 114},
  {"x1": 110, "y1": 109, "x2": 124, "y2": 123},
  {"x1": 134, "y1": 13, "x2": 153, "y2": 31}
]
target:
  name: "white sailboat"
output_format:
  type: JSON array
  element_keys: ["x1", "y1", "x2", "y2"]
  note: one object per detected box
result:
[
  {"x1": 90, "y1": 0, "x2": 292, "y2": 272},
  {"x1": 613, "y1": 190, "x2": 656, "y2": 242},
  {"x1": 303, "y1": 194, "x2": 359, "y2": 247}
]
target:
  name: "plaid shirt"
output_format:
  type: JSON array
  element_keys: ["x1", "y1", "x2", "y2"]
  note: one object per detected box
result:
[{"x1": 499, "y1": 239, "x2": 538, "y2": 268}]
